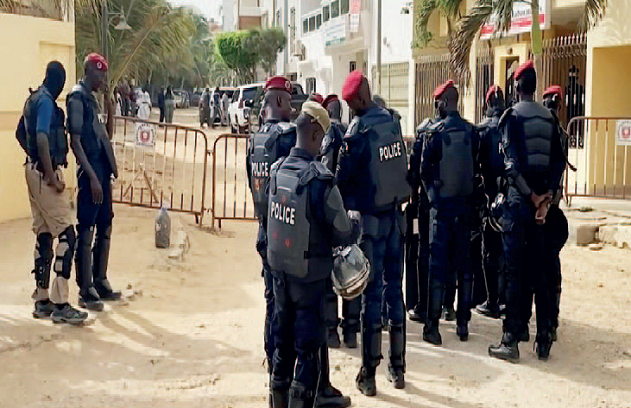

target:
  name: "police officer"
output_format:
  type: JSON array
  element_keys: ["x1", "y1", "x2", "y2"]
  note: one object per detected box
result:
[
  {"x1": 68, "y1": 54, "x2": 121, "y2": 312},
  {"x1": 488, "y1": 61, "x2": 566, "y2": 362},
  {"x1": 267, "y1": 102, "x2": 357, "y2": 408},
  {"x1": 541, "y1": 85, "x2": 570, "y2": 342},
  {"x1": 337, "y1": 71, "x2": 409, "y2": 395},
  {"x1": 421, "y1": 80, "x2": 478, "y2": 345},
  {"x1": 17, "y1": 61, "x2": 87, "y2": 324},
  {"x1": 246, "y1": 76, "x2": 297, "y2": 372},
  {"x1": 319, "y1": 94, "x2": 360, "y2": 349},
  {"x1": 406, "y1": 117, "x2": 435, "y2": 324},
  {"x1": 475, "y1": 85, "x2": 506, "y2": 319}
]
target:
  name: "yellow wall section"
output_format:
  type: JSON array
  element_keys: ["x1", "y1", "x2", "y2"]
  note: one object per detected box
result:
[{"x1": 0, "y1": 14, "x2": 76, "y2": 224}]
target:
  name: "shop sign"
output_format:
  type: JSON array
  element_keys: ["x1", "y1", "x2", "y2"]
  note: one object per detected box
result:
[{"x1": 480, "y1": 0, "x2": 550, "y2": 40}]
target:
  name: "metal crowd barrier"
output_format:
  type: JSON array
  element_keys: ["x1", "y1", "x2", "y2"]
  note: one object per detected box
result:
[
  {"x1": 210, "y1": 133, "x2": 255, "y2": 229},
  {"x1": 565, "y1": 116, "x2": 631, "y2": 204},
  {"x1": 111, "y1": 116, "x2": 210, "y2": 226}
]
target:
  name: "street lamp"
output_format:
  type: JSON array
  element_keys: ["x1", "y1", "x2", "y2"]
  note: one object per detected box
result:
[{"x1": 101, "y1": 0, "x2": 133, "y2": 63}]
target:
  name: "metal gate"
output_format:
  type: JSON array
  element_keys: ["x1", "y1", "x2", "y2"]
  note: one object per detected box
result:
[
  {"x1": 372, "y1": 62, "x2": 410, "y2": 133},
  {"x1": 210, "y1": 134, "x2": 256, "y2": 228},
  {"x1": 111, "y1": 116, "x2": 209, "y2": 225},
  {"x1": 565, "y1": 116, "x2": 631, "y2": 202},
  {"x1": 414, "y1": 53, "x2": 463, "y2": 126},
  {"x1": 541, "y1": 34, "x2": 587, "y2": 129},
  {"x1": 474, "y1": 47, "x2": 495, "y2": 123}
]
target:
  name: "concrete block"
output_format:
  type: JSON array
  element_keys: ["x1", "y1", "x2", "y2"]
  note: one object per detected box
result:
[
  {"x1": 168, "y1": 230, "x2": 190, "y2": 260},
  {"x1": 616, "y1": 225, "x2": 631, "y2": 249},
  {"x1": 569, "y1": 223, "x2": 600, "y2": 246}
]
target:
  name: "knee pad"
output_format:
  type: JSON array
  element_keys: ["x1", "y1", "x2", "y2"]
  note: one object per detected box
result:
[
  {"x1": 54, "y1": 227, "x2": 76, "y2": 279},
  {"x1": 34, "y1": 233, "x2": 54, "y2": 288}
]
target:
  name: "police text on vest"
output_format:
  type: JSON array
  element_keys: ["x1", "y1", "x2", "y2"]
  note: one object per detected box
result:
[
  {"x1": 379, "y1": 142, "x2": 402, "y2": 163},
  {"x1": 271, "y1": 201, "x2": 296, "y2": 225},
  {"x1": 252, "y1": 162, "x2": 270, "y2": 178}
]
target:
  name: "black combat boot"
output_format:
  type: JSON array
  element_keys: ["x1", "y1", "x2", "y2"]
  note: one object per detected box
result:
[
  {"x1": 535, "y1": 332, "x2": 552, "y2": 361},
  {"x1": 315, "y1": 384, "x2": 351, "y2": 408},
  {"x1": 442, "y1": 306, "x2": 457, "y2": 321},
  {"x1": 355, "y1": 366, "x2": 376, "y2": 397},
  {"x1": 408, "y1": 305, "x2": 426, "y2": 323},
  {"x1": 423, "y1": 319, "x2": 442, "y2": 346},
  {"x1": 488, "y1": 333, "x2": 520, "y2": 362},
  {"x1": 93, "y1": 226, "x2": 122, "y2": 301},
  {"x1": 270, "y1": 389, "x2": 289, "y2": 408},
  {"x1": 456, "y1": 322, "x2": 469, "y2": 342},
  {"x1": 342, "y1": 329, "x2": 357, "y2": 349},
  {"x1": 288, "y1": 395, "x2": 314, "y2": 408},
  {"x1": 327, "y1": 328, "x2": 341, "y2": 349},
  {"x1": 551, "y1": 326, "x2": 558, "y2": 342},
  {"x1": 475, "y1": 300, "x2": 500, "y2": 318},
  {"x1": 388, "y1": 323, "x2": 406, "y2": 389}
]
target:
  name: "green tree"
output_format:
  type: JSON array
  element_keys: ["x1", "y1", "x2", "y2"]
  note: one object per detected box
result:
[
  {"x1": 214, "y1": 30, "x2": 259, "y2": 83},
  {"x1": 249, "y1": 27, "x2": 287, "y2": 76},
  {"x1": 449, "y1": 0, "x2": 609, "y2": 88}
]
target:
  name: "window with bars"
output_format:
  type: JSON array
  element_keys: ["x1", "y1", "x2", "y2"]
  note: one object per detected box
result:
[{"x1": 323, "y1": 5, "x2": 330, "y2": 22}]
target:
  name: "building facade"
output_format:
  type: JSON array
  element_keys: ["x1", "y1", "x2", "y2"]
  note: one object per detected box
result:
[{"x1": 0, "y1": 10, "x2": 77, "y2": 224}]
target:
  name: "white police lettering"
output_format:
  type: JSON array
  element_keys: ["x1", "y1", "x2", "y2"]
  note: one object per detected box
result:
[
  {"x1": 379, "y1": 141, "x2": 403, "y2": 162},
  {"x1": 252, "y1": 162, "x2": 270, "y2": 178},
  {"x1": 271, "y1": 201, "x2": 296, "y2": 225}
]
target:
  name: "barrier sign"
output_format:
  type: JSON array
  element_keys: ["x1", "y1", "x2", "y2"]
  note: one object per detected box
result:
[
  {"x1": 616, "y1": 120, "x2": 631, "y2": 145},
  {"x1": 135, "y1": 123, "x2": 156, "y2": 147}
]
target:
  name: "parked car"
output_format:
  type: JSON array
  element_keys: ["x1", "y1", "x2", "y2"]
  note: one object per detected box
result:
[
  {"x1": 248, "y1": 82, "x2": 308, "y2": 134},
  {"x1": 198, "y1": 87, "x2": 235, "y2": 126},
  {"x1": 228, "y1": 83, "x2": 264, "y2": 134},
  {"x1": 173, "y1": 90, "x2": 190, "y2": 108}
]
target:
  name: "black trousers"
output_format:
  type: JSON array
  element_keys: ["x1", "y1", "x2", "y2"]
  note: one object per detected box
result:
[{"x1": 271, "y1": 275, "x2": 326, "y2": 400}]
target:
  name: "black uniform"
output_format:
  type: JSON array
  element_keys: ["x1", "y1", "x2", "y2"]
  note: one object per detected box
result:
[
  {"x1": 498, "y1": 100, "x2": 565, "y2": 348},
  {"x1": 406, "y1": 118, "x2": 434, "y2": 321},
  {"x1": 336, "y1": 105, "x2": 409, "y2": 384},
  {"x1": 421, "y1": 112, "x2": 479, "y2": 339},
  {"x1": 268, "y1": 148, "x2": 355, "y2": 406},
  {"x1": 246, "y1": 120, "x2": 297, "y2": 367},
  {"x1": 68, "y1": 81, "x2": 119, "y2": 304},
  {"x1": 477, "y1": 107, "x2": 506, "y2": 314}
]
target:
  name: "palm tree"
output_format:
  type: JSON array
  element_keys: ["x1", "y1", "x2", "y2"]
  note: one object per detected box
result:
[
  {"x1": 413, "y1": 0, "x2": 467, "y2": 49},
  {"x1": 450, "y1": 0, "x2": 609, "y2": 88}
]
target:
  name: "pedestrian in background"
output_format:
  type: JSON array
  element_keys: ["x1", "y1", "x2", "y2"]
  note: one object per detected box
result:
[
  {"x1": 158, "y1": 87, "x2": 165, "y2": 123},
  {"x1": 164, "y1": 86, "x2": 175, "y2": 124}
]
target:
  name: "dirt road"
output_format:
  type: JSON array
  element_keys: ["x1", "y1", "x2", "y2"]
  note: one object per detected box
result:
[
  {"x1": 1, "y1": 109, "x2": 630, "y2": 407},
  {"x1": 1, "y1": 204, "x2": 630, "y2": 408}
]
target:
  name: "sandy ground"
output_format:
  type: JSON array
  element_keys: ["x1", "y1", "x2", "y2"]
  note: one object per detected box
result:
[{"x1": 1, "y1": 108, "x2": 630, "y2": 407}]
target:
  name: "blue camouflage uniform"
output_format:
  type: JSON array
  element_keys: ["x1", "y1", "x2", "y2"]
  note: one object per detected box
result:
[
  {"x1": 420, "y1": 112, "x2": 480, "y2": 337},
  {"x1": 246, "y1": 120, "x2": 297, "y2": 368},
  {"x1": 498, "y1": 100, "x2": 565, "y2": 347},
  {"x1": 267, "y1": 148, "x2": 355, "y2": 405},
  {"x1": 336, "y1": 105, "x2": 409, "y2": 377}
]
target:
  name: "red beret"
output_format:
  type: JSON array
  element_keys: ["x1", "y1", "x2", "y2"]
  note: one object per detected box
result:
[
  {"x1": 342, "y1": 70, "x2": 367, "y2": 102},
  {"x1": 322, "y1": 94, "x2": 339, "y2": 109},
  {"x1": 265, "y1": 76, "x2": 292, "y2": 93},
  {"x1": 434, "y1": 80, "x2": 455, "y2": 100},
  {"x1": 310, "y1": 93, "x2": 324, "y2": 104},
  {"x1": 485, "y1": 85, "x2": 502, "y2": 103},
  {"x1": 84, "y1": 53, "x2": 108, "y2": 72},
  {"x1": 515, "y1": 60, "x2": 535, "y2": 81},
  {"x1": 543, "y1": 85, "x2": 563, "y2": 99}
]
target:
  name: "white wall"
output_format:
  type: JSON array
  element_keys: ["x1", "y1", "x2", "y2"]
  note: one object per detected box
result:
[{"x1": 222, "y1": 0, "x2": 235, "y2": 31}]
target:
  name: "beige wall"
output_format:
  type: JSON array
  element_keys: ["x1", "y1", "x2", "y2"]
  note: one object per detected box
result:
[{"x1": 0, "y1": 13, "x2": 76, "y2": 224}]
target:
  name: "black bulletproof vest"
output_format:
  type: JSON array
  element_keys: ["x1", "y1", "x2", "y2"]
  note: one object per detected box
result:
[
  {"x1": 23, "y1": 87, "x2": 68, "y2": 168},
  {"x1": 438, "y1": 125, "x2": 474, "y2": 198},
  {"x1": 513, "y1": 101, "x2": 555, "y2": 173},
  {"x1": 363, "y1": 116, "x2": 410, "y2": 210},
  {"x1": 248, "y1": 122, "x2": 297, "y2": 219},
  {"x1": 267, "y1": 157, "x2": 330, "y2": 279},
  {"x1": 481, "y1": 116, "x2": 504, "y2": 174}
]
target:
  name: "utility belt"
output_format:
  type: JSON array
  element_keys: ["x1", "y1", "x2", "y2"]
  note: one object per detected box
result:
[{"x1": 26, "y1": 156, "x2": 66, "y2": 173}]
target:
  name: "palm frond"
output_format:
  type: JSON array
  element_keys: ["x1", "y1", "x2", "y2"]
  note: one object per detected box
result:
[
  {"x1": 580, "y1": 0, "x2": 608, "y2": 31},
  {"x1": 413, "y1": 0, "x2": 438, "y2": 48},
  {"x1": 449, "y1": 0, "x2": 492, "y2": 83},
  {"x1": 494, "y1": 0, "x2": 515, "y2": 33}
]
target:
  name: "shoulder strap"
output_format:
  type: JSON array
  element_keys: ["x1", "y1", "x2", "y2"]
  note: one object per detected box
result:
[
  {"x1": 264, "y1": 125, "x2": 282, "y2": 151},
  {"x1": 270, "y1": 156, "x2": 288, "y2": 195}
]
